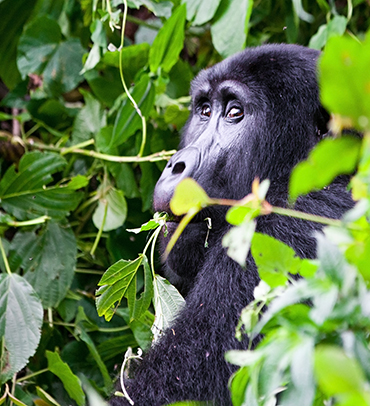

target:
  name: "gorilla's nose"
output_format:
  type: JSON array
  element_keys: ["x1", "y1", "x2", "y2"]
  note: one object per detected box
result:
[{"x1": 153, "y1": 147, "x2": 201, "y2": 213}]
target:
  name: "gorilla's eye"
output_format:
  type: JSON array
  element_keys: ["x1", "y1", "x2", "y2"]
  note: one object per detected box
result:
[
  {"x1": 227, "y1": 107, "x2": 243, "y2": 119},
  {"x1": 201, "y1": 104, "x2": 211, "y2": 117}
]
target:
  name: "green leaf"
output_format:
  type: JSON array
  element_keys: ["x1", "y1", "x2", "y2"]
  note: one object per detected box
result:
[
  {"x1": 229, "y1": 367, "x2": 250, "y2": 406},
  {"x1": 75, "y1": 307, "x2": 112, "y2": 391},
  {"x1": 289, "y1": 136, "x2": 361, "y2": 200},
  {"x1": 316, "y1": 233, "x2": 347, "y2": 286},
  {"x1": 152, "y1": 275, "x2": 185, "y2": 340},
  {"x1": 0, "y1": 0, "x2": 37, "y2": 88},
  {"x1": 252, "y1": 279, "x2": 325, "y2": 338},
  {"x1": 222, "y1": 220, "x2": 256, "y2": 267},
  {"x1": 96, "y1": 257, "x2": 143, "y2": 321},
  {"x1": 72, "y1": 89, "x2": 106, "y2": 144},
  {"x1": 80, "y1": 19, "x2": 106, "y2": 74},
  {"x1": 92, "y1": 188, "x2": 127, "y2": 232},
  {"x1": 128, "y1": 0, "x2": 173, "y2": 18},
  {"x1": 103, "y1": 42, "x2": 150, "y2": 85},
  {"x1": 35, "y1": 387, "x2": 61, "y2": 406},
  {"x1": 183, "y1": 0, "x2": 222, "y2": 26},
  {"x1": 226, "y1": 205, "x2": 260, "y2": 226},
  {"x1": 320, "y1": 34, "x2": 370, "y2": 129},
  {"x1": 0, "y1": 273, "x2": 43, "y2": 384},
  {"x1": 149, "y1": 4, "x2": 186, "y2": 73},
  {"x1": 170, "y1": 178, "x2": 211, "y2": 216},
  {"x1": 291, "y1": 0, "x2": 313, "y2": 22},
  {"x1": 46, "y1": 351, "x2": 85, "y2": 406},
  {"x1": 226, "y1": 350, "x2": 262, "y2": 367},
  {"x1": 314, "y1": 345, "x2": 366, "y2": 396},
  {"x1": 127, "y1": 220, "x2": 160, "y2": 234},
  {"x1": 43, "y1": 39, "x2": 85, "y2": 97},
  {"x1": 111, "y1": 74, "x2": 155, "y2": 148},
  {"x1": 17, "y1": 17, "x2": 84, "y2": 97},
  {"x1": 66, "y1": 175, "x2": 89, "y2": 190},
  {"x1": 132, "y1": 256, "x2": 154, "y2": 321},
  {"x1": 8, "y1": 222, "x2": 77, "y2": 308},
  {"x1": 107, "y1": 162, "x2": 140, "y2": 199},
  {"x1": 17, "y1": 16, "x2": 61, "y2": 78},
  {"x1": 309, "y1": 15, "x2": 347, "y2": 50},
  {"x1": 251, "y1": 233, "x2": 301, "y2": 288},
  {"x1": 281, "y1": 337, "x2": 315, "y2": 406},
  {"x1": 0, "y1": 151, "x2": 83, "y2": 220},
  {"x1": 210, "y1": 0, "x2": 253, "y2": 58}
]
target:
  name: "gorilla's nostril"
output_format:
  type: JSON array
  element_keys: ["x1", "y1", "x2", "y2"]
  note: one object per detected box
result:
[{"x1": 172, "y1": 162, "x2": 186, "y2": 174}]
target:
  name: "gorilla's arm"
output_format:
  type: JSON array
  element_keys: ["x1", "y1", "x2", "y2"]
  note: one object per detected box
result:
[{"x1": 110, "y1": 239, "x2": 260, "y2": 406}]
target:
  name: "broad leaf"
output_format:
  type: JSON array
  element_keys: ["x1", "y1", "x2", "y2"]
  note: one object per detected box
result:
[
  {"x1": 183, "y1": 0, "x2": 222, "y2": 26},
  {"x1": 17, "y1": 16, "x2": 61, "y2": 78},
  {"x1": 132, "y1": 256, "x2": 154, "y2": 321},
  {"x1": 0, "y1": 0, "x2": 37, "y2": 88},
  {"x1": 314, "y1": 345, "x2": 366, "y2": 396},
  {"x1": 0, "y1": 273, "x2": 43, "y2": 384},
  {"x1": 17, "y1": 16, "x2": 84, "y2": 97},
  {"x1": 0, "y1": 151, "x2": 83, "y2": 220},
  {"x1": 289, "y1": 136, "x2": 361, "y2": 200},
  {"x1": 72, "y1": 89, "x2": 106, "y2": 144},
  {"x1": 309, "y1": 15, "x2": 347, "y2": 50},
  {"x1": 223, "y1": 220, "x2": 256, "y2": 267},
  {"x1": 320, "y1": 35, "x2": 370, "y2": 129},
  {"x1": 46, "y1": 351, "x2": 85, "y2": 406},
  {"x1": 75, "y1": 307, "x2": 112, "y2": 391},
  {"x1": 111, "y1": 74, "x2": 155, "y2": 148},
  {"x1": 35, "y1": 387, "x2": 61, "y2": 406},
  {"x1": 170, "y1": 178, "x2": 210, "y2": 215},
  {"x1": 8, "y1": 222, "x2": 77, "y2": 308},
  {"x1": 92, "y1": 188, "x2": 127, "y2": 232},
  {"x1": 211, "y1": 0, "x2": 253, "y2": 58},
  {"x1": 149, "y1": 4, "x2": 186, "y2": 73},
  {"x1": 152, "y1": 275, "x2": 185, "y2": 341},
  {"x1": 96, "y1": 256, "x2": 143, "y2": 321},
  {"x1": 251, "y1": 233, "x2": 301, "y2": 288}
]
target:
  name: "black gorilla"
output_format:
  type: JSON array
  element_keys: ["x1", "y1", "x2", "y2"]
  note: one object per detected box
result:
[{"x1": 111, "y1": 44, "x2": 354, "y2": 406}]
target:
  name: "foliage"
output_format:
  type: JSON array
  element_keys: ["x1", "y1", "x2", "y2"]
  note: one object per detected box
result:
[{"x1": 0, "y1": 0, "x2": 369, "y2": 405}]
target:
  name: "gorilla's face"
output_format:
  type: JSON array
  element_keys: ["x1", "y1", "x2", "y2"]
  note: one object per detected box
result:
[
  {"x1": 153, "y1": 79, "x2": 258, "y2": 213},
  {"x1": 152, "y1": 44, "x2": 325, "y2": 288}
]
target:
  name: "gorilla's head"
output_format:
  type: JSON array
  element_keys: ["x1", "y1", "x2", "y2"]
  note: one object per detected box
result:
[{"x1": 153, "y1": 44, "x2": 329, "y2": 293}]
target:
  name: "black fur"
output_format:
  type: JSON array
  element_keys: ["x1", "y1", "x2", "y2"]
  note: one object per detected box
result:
[{"x1": 110, "y1": 44, "x2": 354, "y2": 406}]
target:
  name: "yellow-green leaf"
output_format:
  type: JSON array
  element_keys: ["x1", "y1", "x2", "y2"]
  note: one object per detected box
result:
[{"x1": 170, "y1": 178, "x2": 210, "y2": 216}]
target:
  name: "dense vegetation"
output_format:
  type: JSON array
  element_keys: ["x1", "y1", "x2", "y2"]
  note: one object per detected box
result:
[{"x1": 0, "y1": 0, "x2": 369, "y2": 405}]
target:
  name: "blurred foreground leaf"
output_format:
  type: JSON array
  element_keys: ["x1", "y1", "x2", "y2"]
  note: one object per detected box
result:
[
  {"x1": 320, "y1": 34, "x2": 370, "y2": 130},
  {"x1": 289, "y1": 136, "x2": 361, "y2": 200}
]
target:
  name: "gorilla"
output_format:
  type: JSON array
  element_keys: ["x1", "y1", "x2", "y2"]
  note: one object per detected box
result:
[{"x1": 110, "y1": 44, "x2": 354, "y2": 406}]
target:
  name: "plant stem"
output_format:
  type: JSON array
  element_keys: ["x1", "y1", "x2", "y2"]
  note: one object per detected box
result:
[
  {"x1": 48, "y1": 308, "x2": 53, "y2": 328},
  {"x1": 270, "y1": 206, "x2": 344, "y2": 227},
  {"x1": 4, "y1": 215, "x2": 50, "y2": 227},
  {"x1": 0, "y1": 238, "x2": 12, "y2": 275},
  {"x1": 61, "y1": 139, "x2": 95, "y2": 155},
  {"x1": 119, "y1": 0, "x2": 147, "y2": 157},
  {"x1": 16, "y1": 368, "x2": 49, "y2": 383},
  {"x1": 62, "y1": 147, "x2": 176, "y2": 163},
  {"x1": 11, "y1": 134, "x2": 175, "y2": 163},
  {"x1": 150, "y1": 227, "x2": 161, "y2": 278},
  {"x1": 75, "y1": 268, "x2": 104, "y2": 275},
  {"x1": 90, "y1": 200, "x2": 108, "y2": 257}
]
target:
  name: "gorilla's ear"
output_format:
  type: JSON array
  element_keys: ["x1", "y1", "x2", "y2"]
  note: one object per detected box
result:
[{"x1": 315, "y1": 106, "x2": 331, "y2": 139}]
